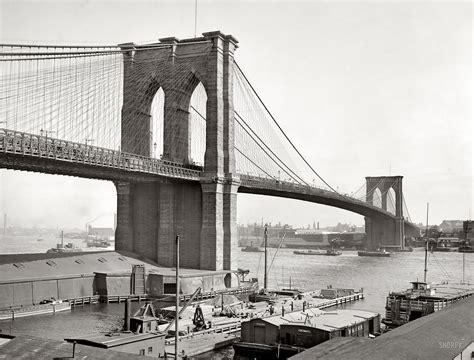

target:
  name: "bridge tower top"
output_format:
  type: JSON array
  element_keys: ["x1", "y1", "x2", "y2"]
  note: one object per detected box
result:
[
  {"x1": 119, "y1": 31, "x2": 238, "y2": 178},
  {"x1": 366, "y1": 176, "x2": 403, "y2": 217}
]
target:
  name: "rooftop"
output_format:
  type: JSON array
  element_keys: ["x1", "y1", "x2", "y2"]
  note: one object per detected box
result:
[
  {"x1": 257, "y1": 308, "x2": 379, "y2": 332},
  {"x1": 0, "y1": 250, "x2": 234, "y2": 284},
  {"x1": 0, "y1": 334, "x2": 145, "y2": 359},
  {"x1": 290, "y1": 296, "x2": 474, "y2": 360},
  {"x1": 65, "y1": 331, "x2": 165, "y2": 348}
]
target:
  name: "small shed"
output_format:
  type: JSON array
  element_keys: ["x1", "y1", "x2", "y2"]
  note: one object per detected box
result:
[
  {"x1": 240, "y1": 318, "x2": 281, "y2": 345},
  {"x1": 66, "y1": 331, "x2": 166, "y2": 358}
]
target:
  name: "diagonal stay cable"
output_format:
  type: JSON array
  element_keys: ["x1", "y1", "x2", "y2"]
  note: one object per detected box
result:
[
  {"x1": 235, "y1": 110, "x2": 308, "y2": 185},
  {"x1": 234, "y1": 147, "x2": 276, "y2": 180},
  {"x1": 190, "y1": 105, "x2": 301, "y2": 183},
  {"x1": 234, "y1": 62, "x2": 341, "y2": 195}
]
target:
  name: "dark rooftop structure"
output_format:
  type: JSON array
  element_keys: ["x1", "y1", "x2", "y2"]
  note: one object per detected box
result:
[
  {"x1": 290, "y1": 296, "x2": 474, "y2": 360},
  {"x1": 0, "y1": 334, "x2": 145, "y2": 359}
]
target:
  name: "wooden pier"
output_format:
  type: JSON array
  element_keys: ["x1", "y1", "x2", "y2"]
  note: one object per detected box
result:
[
  {"x1": 179, "y1": 284, "x2": 258, "y2": 302},
  {"x1": 67, "y1": 295, "x2": 100, "y2": 307},
  {"x1": 66, "y1": 294, "x2": 149, "y2": 307},
  {"x1": 99, "y1": 294, "x2": 149, "y2": 304},
  {"x1": 314, "y1": 293, "x2": 365, "y2": 309},
  {"x1": 165, "y1": 321, "x2": 241, "y2": 358}
]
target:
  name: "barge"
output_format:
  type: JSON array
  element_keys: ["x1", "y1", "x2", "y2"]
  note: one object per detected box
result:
[
  {"x1": 383, "y1": 213, "x2": 474, "y2": 328},
  {"x1": 357, "y1": 249, "x2": 390, "y2": 257},
  {"x1": 293, "y1": 249, "x2": 341, "y2": 256},
  {"x1": 382, "y1": 281, "x2": 474, "y2": 328},
  {"x1": 0, "y1": 300, "x2": 71, "y2": 320}
]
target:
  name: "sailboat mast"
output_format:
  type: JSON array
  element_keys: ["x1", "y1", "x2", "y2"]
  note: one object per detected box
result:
[
  {"x1": 424, "y1": 203, "x2": 429, "y2": 282},
  {"x1": 264, "y1": 224, "x2": 268, "y2": 291}
]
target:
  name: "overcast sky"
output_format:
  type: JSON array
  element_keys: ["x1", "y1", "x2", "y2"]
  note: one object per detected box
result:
[{"x1": 0, "y1": 0, "x2": 472, "y2": 229}]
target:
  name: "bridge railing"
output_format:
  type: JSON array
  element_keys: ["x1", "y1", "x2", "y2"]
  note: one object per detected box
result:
[{"x1": 0, "y1": 128, "x2": 202, "y2": 180}]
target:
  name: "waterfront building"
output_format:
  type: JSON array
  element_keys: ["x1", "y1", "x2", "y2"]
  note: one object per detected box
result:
[
  {"x1": 235, "y1": 308, "x2": 380, "y2": 358},
  {"x1": 0, "y1": 251, "x2": 244, "y2": 309}
]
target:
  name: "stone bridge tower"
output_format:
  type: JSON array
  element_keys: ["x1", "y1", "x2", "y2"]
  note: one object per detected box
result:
[
  {"x1": 115, "y1": 32, "x2": 240, "y2": 271},
  {"x1": 365, "y1": 176, "x2": 405, "y2": 249}
]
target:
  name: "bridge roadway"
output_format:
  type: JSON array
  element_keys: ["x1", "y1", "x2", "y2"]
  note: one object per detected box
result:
[{"x1": 0, "y1": 129, "x2": 417, "y2": 231}]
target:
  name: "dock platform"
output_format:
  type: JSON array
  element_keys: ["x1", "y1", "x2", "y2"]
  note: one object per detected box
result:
[{"x1": 165, "y1": 325, "x2": 240, "y2": 358}]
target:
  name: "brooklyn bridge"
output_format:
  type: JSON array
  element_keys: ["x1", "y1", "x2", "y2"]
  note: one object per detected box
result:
[{"x1": 0, "y1": 31, "x2": 419, "y2": 271}]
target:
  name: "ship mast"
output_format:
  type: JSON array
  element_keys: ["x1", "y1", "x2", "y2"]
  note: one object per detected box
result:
[
  {"x1": 424, "y1": 203, "x2": 429, "y2": 282},
  {"x1": 264, "y1": 224, "x2": 268, "y2": 292}
]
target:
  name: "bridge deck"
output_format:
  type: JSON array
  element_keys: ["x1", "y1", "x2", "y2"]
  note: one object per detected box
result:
[{"x1": 0, "y1": 128, "x2": 417, "y2": 230}]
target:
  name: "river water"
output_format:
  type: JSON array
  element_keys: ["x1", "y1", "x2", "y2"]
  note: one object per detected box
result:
[{"x1": 0, "y1": 236, "x2": 472, "y2": 358}]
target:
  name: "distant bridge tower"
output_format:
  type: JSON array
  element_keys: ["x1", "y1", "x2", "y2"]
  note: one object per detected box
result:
[
  {"x1": 365, "y1": 176, "x2": 404, "y2": 249},
  {"x1": 115, "y1": 32, "x2": 240, "y2": 271}
]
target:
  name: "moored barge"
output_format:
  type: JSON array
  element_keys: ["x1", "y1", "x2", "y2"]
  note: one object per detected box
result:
[{"x1": 382, "y1": 281, "x2": 474, "y2": 328}]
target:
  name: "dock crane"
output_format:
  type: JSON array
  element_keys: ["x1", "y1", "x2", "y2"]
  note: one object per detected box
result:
[{"x1": 163, "y1": 287, "x2": 202, "y2": 333}]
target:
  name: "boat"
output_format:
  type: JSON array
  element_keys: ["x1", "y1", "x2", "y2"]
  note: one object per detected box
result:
[
  {"x1": 381, "y1": 205, "x2": 474, "y2": 329},
  {"x1": 294, "y1": 248, "x2": 342, "y2": 256},
  {"x1": 358, "y1": 249, "x2": 390, "y2": 257},
  {"x1": 241, "y1": 241, "x2": 264, "y2": 252},
  {"x1": 430, "y1": 243, "x2": 456, "y2": 252},
  {"x1": 458, "y1": 245, "x2": 474, "y2": 253},
  {"x1": 46, "y1": 230, "x2": 82, "y2": 253},
  {"x1": 0, "y1": 300, "x2": 71, "y2": 320},
  {"x1": 87, "y1": 238, "x2": 111, "y2": 248},
  {"x1": 37, "y1": 238, "x2": 43, "y2": 242}
]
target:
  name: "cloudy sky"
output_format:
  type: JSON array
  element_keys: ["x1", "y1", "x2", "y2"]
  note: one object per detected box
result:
[{"x1": 0, "y1": 0, "x2": 472, "y2": 229}]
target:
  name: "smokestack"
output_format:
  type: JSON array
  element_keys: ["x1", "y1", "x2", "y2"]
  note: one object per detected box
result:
[
  {"x1": 3, "y1": 214, "x2": 6, "y2": 235},
  {"x1": 124, "y1": 298, "x2": 131, "y2": 331},
  {"x1": 317, "y1": 222, "x2": 319, "y2": 230}
]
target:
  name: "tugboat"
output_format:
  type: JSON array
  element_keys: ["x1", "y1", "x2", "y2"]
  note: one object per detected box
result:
[
  {"x1": 46, "y1": 230, "x2": 82, "y2": 253},
  {"x1": 241, "y1": 241, "x2": 264, "y2": 252}
]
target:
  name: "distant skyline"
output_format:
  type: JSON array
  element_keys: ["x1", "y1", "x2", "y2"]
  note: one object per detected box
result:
[{"x1": 0, "y1": 1, "x2": 472, "y2": 229}]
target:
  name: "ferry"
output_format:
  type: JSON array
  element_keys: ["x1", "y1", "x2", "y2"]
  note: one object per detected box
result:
[{"x1": 293, "y1": 249, "x2": 341, "y2": 256}]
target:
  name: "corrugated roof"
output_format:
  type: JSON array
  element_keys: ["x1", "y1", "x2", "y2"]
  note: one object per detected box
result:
[{"x1": 0, "y1": 250, "x2": 235, "y2": 284}]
